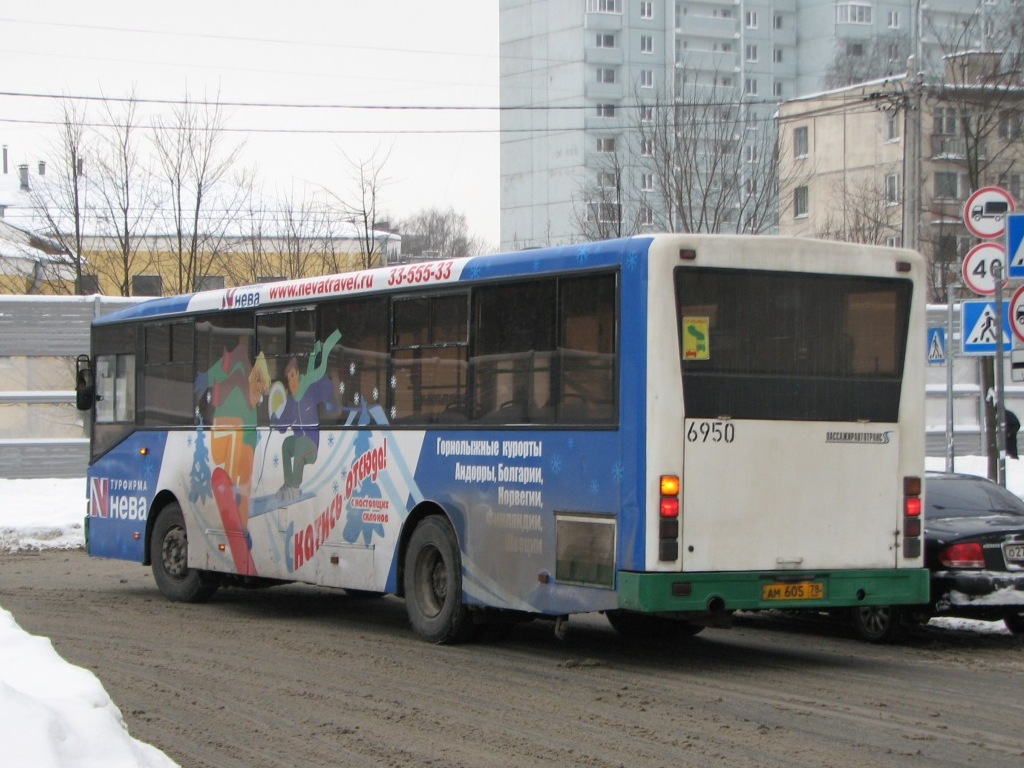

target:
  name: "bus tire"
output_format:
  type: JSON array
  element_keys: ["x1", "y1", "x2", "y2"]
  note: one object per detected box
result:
[
  {"x1": 403, "y1": 516, "x2": 473, "y2": 644},
  {"x1": 151, "y1": 503, "x2": 218, "y2": 603},
  {"x1": 850, "y1": 605, "x2": 903, "y2": 643}
]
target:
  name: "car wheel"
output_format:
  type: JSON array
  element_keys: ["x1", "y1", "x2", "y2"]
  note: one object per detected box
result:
[
  {"x1": 850, "y1": 605, "x2": 903, "y2": 643},
  {"x1": 1004, "y1": 613, "x2": 1024, "y2": 634}
]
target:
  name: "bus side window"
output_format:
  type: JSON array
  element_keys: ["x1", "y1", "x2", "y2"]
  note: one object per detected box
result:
[
  {"x1": 558, "y1": 274, "x2": 616, "y2": 424},
  {"x1": 320, "y1": 297, "x2": 388, "y2": 425}
]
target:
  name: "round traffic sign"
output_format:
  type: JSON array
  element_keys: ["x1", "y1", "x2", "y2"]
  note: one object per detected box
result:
[
  {"x1": 963, "y1": 186, "x2": 1015, "y2": 239},
  {"x1": 1011, "y1": 285, "x2": 1024, "y2": 344},
  {"x1": 962, "y1": 241, "x2": 1008, "y2": 295}
]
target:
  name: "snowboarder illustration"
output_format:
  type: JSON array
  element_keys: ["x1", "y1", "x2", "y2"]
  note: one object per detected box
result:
[{"x1": 271, "y1": 329, "x2": 342, "y2": 500}]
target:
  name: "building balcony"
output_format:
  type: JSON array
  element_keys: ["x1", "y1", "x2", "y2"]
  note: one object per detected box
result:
[{"x1": 930, "y1": 135, "x2": 986, "y2": 161}]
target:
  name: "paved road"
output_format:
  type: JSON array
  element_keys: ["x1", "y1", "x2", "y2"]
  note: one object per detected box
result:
[{"x1": 2, "y1": 550, "x2": 1022, "y2": 768}]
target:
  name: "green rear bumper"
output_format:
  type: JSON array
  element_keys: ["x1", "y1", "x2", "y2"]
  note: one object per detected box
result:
[{"x1": 617, "y1": 568, "x2": 930, "y2": 612}]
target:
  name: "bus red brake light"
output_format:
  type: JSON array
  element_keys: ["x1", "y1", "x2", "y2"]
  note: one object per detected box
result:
[
  {"x1": 660, "y1": 497, "x2": 679, "y2": 518},
  {"x1": 902, "y1": 475, "x2": 922, "y2": 559},
  {"x1": 939, "y1": 542, "x2": 985, "y2": 569}
]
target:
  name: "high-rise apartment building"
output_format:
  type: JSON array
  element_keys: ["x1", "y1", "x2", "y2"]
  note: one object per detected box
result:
[{"x1": 499, "y1": 0, "x2": 1000, "y2": 250}]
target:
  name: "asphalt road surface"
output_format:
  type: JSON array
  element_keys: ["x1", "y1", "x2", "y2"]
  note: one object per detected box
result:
[{"x1": 1, "y1": 550, "x2": 1022, "y2": 768}]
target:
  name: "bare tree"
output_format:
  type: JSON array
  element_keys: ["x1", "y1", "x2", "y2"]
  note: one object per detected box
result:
[
  {"x1": 331, "y1": 146, "x2": 393, "y2": 270},
  {"x1": 151, "y1": 94, "x2": 246, "y2": 294},
  {"x1": 91, "y1": 91, "x2": 157, "y2": 296},
  {"x1": 400, "y1": 206, "x2": 478, "y2": 259},
  {"x1": 28, "y1": 98, "x2": 90, "y2": 294},
  {"x1": 814, "y1": 171, "x2": 903, "y2": 245},
  {"x1": 571, "y1": 150, "x2": 638, "y2": 241},
  {"x1": 824, "y1": 34, "x2": 911, "y2": 90}
]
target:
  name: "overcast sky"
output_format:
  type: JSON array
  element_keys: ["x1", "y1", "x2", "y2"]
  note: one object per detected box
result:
[{"x1": 0, "y1": 0, "x2": 501, "y2": 245}]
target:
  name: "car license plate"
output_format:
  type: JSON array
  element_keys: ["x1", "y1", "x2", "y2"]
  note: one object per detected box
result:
[
  {"x1": 761, "y1": 581, "x2": 825, "y2": 601},
  {"x1": 1004, "y1": 543, "x2": 1024, "y2": 565}
]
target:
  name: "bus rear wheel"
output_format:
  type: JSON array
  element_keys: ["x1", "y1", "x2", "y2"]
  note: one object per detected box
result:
[
  {"x1": 151, "y1": 503, "x2": 218, "y2": 603},
  {"x1": 403, "y1": 516, "x2": 473, "y2": 644}
]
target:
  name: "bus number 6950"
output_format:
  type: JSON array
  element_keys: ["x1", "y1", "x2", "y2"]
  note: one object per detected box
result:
[{"x1": 686, "y1": 420, "x2": 735, "y2": 444}]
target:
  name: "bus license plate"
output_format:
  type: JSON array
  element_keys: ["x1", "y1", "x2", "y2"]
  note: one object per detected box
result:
[
  {"x1": 1004, "y1": 543, "x2": 1024, "y2": 565},
  {"x1": 761, "y1": 581, "x2": 825, "y2": 601}
]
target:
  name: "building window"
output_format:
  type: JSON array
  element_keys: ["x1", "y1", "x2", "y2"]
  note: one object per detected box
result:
[
  {"x1": 793, "y1": 126, "x2": 809, "y2": 158},
  {"x1": 774, "y1": 48, "x2": 783, "y2": 63},
  {"x1": 888, "y1": 11, "x2": 900, "y2": 28},
  {"x1": 640, "y1": 204, "x2": 654, "y2": 225},
  {"x1": 745, "y1": 177, "x2": 757, "y2": 196},
  {"x1": 597, "y1": 68, "x2": 616, "y2": 84},
  {"x1": 886, "y1": 235, "x2": 902, "y2": 248},
  {"x1": 774, "y1": 81, "x2": 783, "y2": 98},
  {"x1": 639, "y1": 105, "x2": 654, "y2": 122},
  {"x1": 196, "y1": 275, "x2": 225, "y2": 291},
  {"x1": 597, "y1": 137, "x2": 616, "y2": 153},
  {"x1": 745, "y1": 11, "x2": 758, "y2": 28},
  {"x1": 744, "y1": 78, "x2": 758, "y2": 96},
  {"x1": 885, "y1": 112, "x2": 901, "y2": 141},
  {"x1": 999, "y1": 173, "x2": 1022, "y2": 201},
  {"x1": 641, "y1": 172, "x2": 655, "y2": 191},
  {"x1": 132, "y1": 275, "x2": 163, "y2": 297},
  {"x1": 885, "y1": 173, "x2": 900, "y2": 204},
  {"x1": 774, "y1": 14, "x2": 783, "y2": 29},
  {"x1": 836, "y1": 2, "x2": 872, "y2": 24},
  {"x1": 933, "y1": 106, "x2": 957, "y2": 135},
  {"x1": 934, "y1": 170, "x2": 959, "y2": 199},
  {"x1": 640, "y1": 2, "x2": 653, "y2": 20},
  {"x1": 640, "y1": 35, "x2": 653, "y2": 54},
  {"x1": 641, "y1": 138, "x2": 654, "y2": 156},
  {"x1": 640, "y1": 69, "x2": 654, "y2": 88},
  {"x1": 596, "y1": 33, "x2": 616, "y2": 48},
  {"x1": 587, "y1": 0, "x2": 622, "y2": 12},
  {"x1": 745, "y1": 145, "x2": 758, "y2": 164},
  {"x1": 999, "y1": 110, "x2": 1022, "y2": 139},
  {"x1": 746, "y1": 45, "x2": 758, "y2": 62},
  {"x1": 846, "y1": 42, "x2": 864, "y2": 57},
  {"x1": 793, "y1": 186, "x2": 809, "y2": 218},
  {"x1": 596, "y1": 103, "x2": 617, "y2": 118},
  {"x1": 597, "y1": 171, "x2": 617, "y2": 188}
]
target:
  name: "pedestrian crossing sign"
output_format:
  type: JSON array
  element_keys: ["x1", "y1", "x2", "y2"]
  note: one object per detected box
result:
[
  {"x1": 927, "y1": 327, "x2": 946, "y2": 365},
  {"x1": 961, "y1": 299, "x2": 1012, "y2": 355}
]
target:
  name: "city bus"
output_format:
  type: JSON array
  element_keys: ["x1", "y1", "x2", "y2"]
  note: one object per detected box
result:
[{"x1": 75, "y1": 234, "x2": 929, "y2": 643}]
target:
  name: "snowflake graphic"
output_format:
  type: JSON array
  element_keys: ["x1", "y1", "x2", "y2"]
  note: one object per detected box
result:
[
  {"x1": 326, "y1": 433, "x2": 336, "y2": 448},
  {"x1": 390, "y1": 406, "x2": 398, "y2": 419},
  {"x1": 339, "y1": 381, "x2": 346, "y2": 396},
  {"x1": 349, "y1": 362, "x2": 356, "y2": 376},
  {"x1": 272, "y1": 454, "x2": 280, "y2": 469},
  {"x1": 567, "y1": 437, "x2": 576, "y2": 450},
  {"x1": 611, "y1": 461, "x2": 625, "y2": 484},
  {"x1": 626, "y1": 253, "x2": 638, "y2": 271},
  {"x1": 550, "y1": 453, "x2": 563, "y2": 475},
  {"x1": 390, "y1": 375, "x2": 397, "y2": 390},
  {"x1": 372, "y1": 386, "x2": 380, "y2": 401},
  {"x1": 574, "y1": 245, "x2": 590, "y2": 265},
  {"x1": 590, "y1": 479, "x2": 600, "y2": 495}
]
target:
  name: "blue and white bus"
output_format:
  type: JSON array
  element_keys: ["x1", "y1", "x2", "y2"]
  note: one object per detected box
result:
[{"x1": 76, "y1": 234, "x2": 929, "y2": 642}]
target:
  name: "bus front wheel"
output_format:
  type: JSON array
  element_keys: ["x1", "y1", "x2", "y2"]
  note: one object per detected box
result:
[
  {"x1": 850, "y1": 605, "x2": 903, "y2": 643},
  {"x1": 150, "y1": 503, "x2": 218, "y2": 603},
  {"x1": 403, "y1": 516, "x2": 473, "y2": 644}
]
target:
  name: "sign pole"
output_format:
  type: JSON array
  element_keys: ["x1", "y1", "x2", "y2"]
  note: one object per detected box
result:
[
  {"x1": 995, "y1": 262, "x2": 1007, "y2": 487},
  {"x1": 946, "y1": 286, "x2": 956, "y2": 473}
]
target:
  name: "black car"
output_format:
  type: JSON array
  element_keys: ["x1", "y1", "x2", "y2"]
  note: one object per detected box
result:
[{"x1": 852, "y1": 472, "x2": 1024, "y2": 642}]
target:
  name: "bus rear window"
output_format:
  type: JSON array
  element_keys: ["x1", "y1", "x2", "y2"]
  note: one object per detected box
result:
[{"x1": 676, "y1": 267, "x2": 912, "y2": 422}]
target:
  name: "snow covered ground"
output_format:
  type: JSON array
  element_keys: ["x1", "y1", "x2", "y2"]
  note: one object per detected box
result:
[{"x1": 0, "y1": 459, "x2": 1019, "y2": 765}]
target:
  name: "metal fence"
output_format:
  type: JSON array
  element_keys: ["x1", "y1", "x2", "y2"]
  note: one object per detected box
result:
[{"x1": 0, "y1": 295, "x2": 139, "y2": 478}]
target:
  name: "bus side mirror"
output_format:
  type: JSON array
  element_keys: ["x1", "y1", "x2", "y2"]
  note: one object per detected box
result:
[{"x1": 75, "y1": 354, "x2": 95, "y2": 411}]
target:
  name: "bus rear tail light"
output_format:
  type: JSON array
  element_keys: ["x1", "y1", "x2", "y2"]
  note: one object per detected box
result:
[
  {"x1": 902, "y1": 476, "x2": 922, "y2": 559},
  {"x1": 659, "y1": 475, "x2": 680, "y2": 561}
]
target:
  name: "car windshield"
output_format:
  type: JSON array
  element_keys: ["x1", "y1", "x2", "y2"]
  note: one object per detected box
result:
[{"x1": 927, "y1": 476, "x2": 1024, "y2": 519}]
